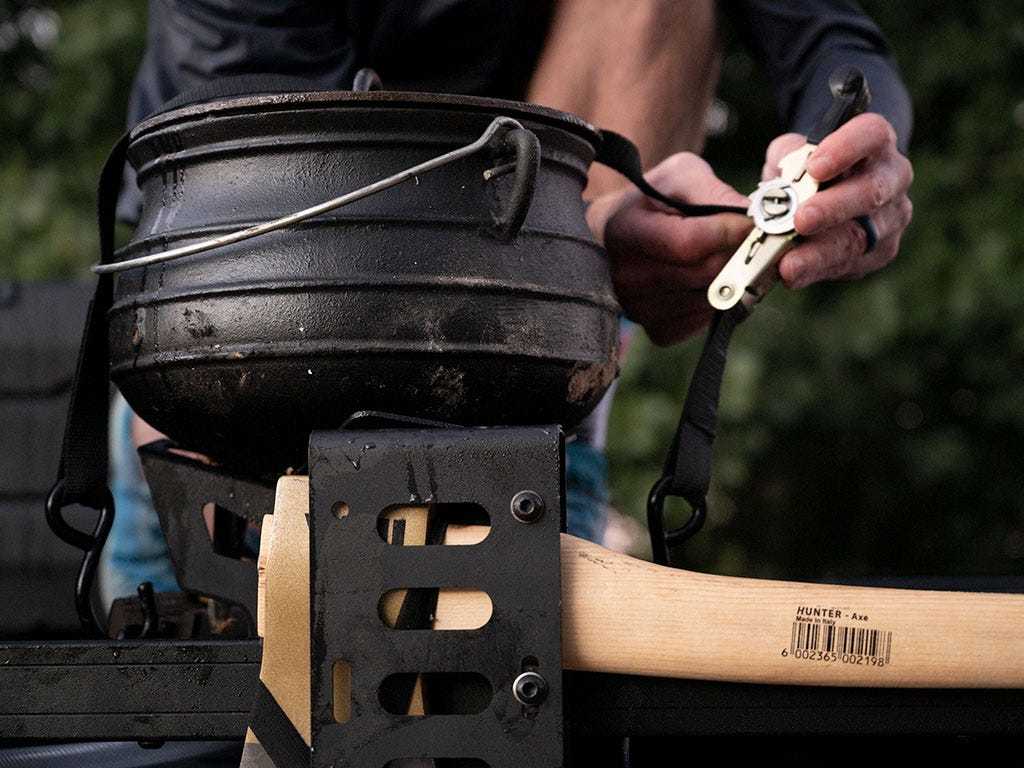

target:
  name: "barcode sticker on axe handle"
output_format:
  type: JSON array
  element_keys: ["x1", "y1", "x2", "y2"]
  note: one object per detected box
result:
[{"x1": 790, "y1": 622, "x2": 892, "y2": 663}]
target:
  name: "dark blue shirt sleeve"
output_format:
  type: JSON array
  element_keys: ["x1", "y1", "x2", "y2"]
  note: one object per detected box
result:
[
  {"x1": 127, "y1": 0, "x2": 355, "y2": 124},
  {"x1": 724, "y1": 0, "x2": 912, "y2": 153},
  {"x1": 118, "y1": 0, "x2": 357, "y2": 221}
]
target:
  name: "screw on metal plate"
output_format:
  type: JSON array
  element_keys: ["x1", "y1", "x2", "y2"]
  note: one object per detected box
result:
[
  {"x1": 760, "y1": 189, "x2": 791, "y2": 218},
  {"x1": 512, "y1": 671, "x2": 549, "y2": 706},
  {"x1": 510, "y1": 490, "x2": 545, "y2": 523}
]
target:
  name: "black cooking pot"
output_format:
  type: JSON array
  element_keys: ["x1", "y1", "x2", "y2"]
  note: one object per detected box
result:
[
  {"x1": 82, "y1": 75, "x2": 742, "y2": 475},
  {"x1": 109, "y1": 91, "x2": 613, "y2": 471}
]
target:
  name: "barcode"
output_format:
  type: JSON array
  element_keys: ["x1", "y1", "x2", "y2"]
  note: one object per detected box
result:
[{"x1": 790, "y1": 622, "x2": 892, "y2": 662}]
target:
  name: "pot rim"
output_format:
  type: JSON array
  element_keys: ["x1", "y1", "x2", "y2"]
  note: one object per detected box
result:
[{"x1": 131, "y1": 89, "x2": 602, "y2": 145}]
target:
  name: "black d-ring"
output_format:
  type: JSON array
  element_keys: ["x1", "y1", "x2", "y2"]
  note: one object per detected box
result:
[
  {"x1": 646, "y1": 475, "x2": 707, "y2": 568},
  {"x1": 45, "y1": 479, "x2": 115, "y2": 636}
]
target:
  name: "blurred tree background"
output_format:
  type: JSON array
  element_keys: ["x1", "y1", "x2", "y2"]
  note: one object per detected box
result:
[
  {"x1": 0, "y1": 0, "x2": 144, "y2": 278},
  {"x1": 2, "y1": 1, "x2": 1022, "y2": 579}
]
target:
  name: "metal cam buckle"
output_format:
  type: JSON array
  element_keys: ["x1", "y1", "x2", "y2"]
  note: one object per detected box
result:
[{"x1": 707, "y1": 143, "x2": 820, "y2": 311}]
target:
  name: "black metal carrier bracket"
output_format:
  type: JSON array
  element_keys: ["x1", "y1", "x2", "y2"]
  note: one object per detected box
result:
[
  {"x1": 139, "y1": 440, "x2": 276, "y2": 622},
  {"x1": 308, "y1": 425, "x2": 565, "y2": 768}
]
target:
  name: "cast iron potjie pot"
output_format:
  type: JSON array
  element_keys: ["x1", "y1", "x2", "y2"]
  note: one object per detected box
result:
[{"x1": 109, "y1": 90, "x2": 619, "y2": 473}]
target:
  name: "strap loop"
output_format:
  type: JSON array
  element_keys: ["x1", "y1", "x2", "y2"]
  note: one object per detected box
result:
[
  {"x1": 647, "y1": 476, "x2": 707, "y2": 567},
  {"x1": 44, "y1": 480, "x2": 115, "y2": 636}
]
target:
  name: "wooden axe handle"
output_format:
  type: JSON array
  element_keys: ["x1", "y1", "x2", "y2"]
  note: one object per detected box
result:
[
  {"x1": 263, "y1": 479, "x2": 1024, "y2": 696},
  {"x1": 561, "y1": 535, "x2": 1024, "y2": 688}
]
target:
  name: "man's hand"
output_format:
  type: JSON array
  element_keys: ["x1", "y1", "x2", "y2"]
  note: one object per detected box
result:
[
  {"x1": 588, "y1": 114, "x2": 912, "y2": 347},
  {"x1": 588, "y1": 153, "x2": 752, "y2": 346},
  {"x1": 763, "y1": 113, "x2": 913, "y2": 289}
]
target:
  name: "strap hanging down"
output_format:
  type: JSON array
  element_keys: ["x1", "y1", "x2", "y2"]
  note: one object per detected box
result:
[
  {"x1": 645, "y1": 66, "x2": 873, "y2": 566},
  {"x1": 246, "y1": 681, "x2": 311, "y2": 768},
  {"x1": 49, "y1": 77, "x2": 328, "y2": 635},
  {"x1": 42, "y1": 133, "x2": 129, "y2": 636},
  {"x1": 55, "y1": 132, "x2": 129, "y2": 509},
  {"x1": 647, "y1": 304, "x2": 749, "y2": 567},
  {"x1": 594, "y1": 129, "x2": 753, "y2": 568}
]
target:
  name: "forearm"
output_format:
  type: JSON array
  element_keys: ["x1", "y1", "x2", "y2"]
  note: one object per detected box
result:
[{"x1": 527, "y1": 0, "x2": 721, "y2": 199}]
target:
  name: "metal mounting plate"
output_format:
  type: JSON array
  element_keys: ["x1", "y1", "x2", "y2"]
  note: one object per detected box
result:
[{"x1": 309, "y1": 426, "x2": 565, "y2": 768}]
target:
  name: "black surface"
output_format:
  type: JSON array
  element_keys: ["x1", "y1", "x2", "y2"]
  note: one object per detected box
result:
[
  {"x1": 565, "y1": 673, "x2": 1024, "y2": 737},
  {"x1": 248, "y1": 681, "x2": 309, "y2": 768},
  {"x1": 0, "y1": 741, "x2": 242, "y2": 768},
  {"x1": 2, "y1": 636, "x2": 1022, "y2": 746},
  {"x1": 0, "y1": 639, "x2": 260, "y2": 742}
]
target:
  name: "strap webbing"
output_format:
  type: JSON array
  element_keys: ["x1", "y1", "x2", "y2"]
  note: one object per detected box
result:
[
  {"x1": 55, "y1": 133, "x2": 129, "y2": 509},
  {"x1": 248, "y1": 681, "x2": 310, "y2": 768},
  {"x1": 647, "y1": 304, "x2": 749, "y2": 566},
  {"x1": 595, "y1": 130, "x2": 748, "y2": 218},
  {"x1": 662, "y1": 305, "x2": 748, "y2": 502},
  {"x1": 593, "y1": 129, "x2": 752, "y2": 565}
]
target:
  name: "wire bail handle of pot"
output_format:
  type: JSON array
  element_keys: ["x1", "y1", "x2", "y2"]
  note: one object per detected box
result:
[{"x1": 93, "y1": 115, "x2": 541, "y2": 275}]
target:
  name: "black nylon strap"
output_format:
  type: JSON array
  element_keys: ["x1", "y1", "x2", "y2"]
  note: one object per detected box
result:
[
  {"x1": 380, "y1": 510, "x2": 449, "y2": 717},
  {"x1": 55, "y1": 132, "x2": 130, "y2": 509},
  {"x1": 595, "y1": 130, "x2": 749, "y2": 218},
  {"x1": 392, "y1": 509, "x2": 447, "y2": 631},
  {"x1": 648, "y1": 304, "x2": 749, "y2": 566},
  {"x1": 249, "y1": 681, "x2": 310, "y2": 768},
  {"x1": 662, "y1": 305, "x2": 748, "y2": 500},
  {"x1": 646, "y1": 66, "x2": 871, "y2": 566},
  {"x1": 593, "y1": 128, "x2": 754, "y2": 565}
]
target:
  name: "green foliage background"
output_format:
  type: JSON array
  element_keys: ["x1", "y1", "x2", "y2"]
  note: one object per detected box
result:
[{"x1": 2, "y1": 1, "x2": 1022, "y2": 579}]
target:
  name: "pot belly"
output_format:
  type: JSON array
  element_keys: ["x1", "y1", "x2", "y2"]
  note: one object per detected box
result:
[{"x1": 110, "y1": 282, "x2": 618, "y2": 473}]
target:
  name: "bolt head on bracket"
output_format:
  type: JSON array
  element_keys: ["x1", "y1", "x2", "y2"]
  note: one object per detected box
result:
[
  {"x1": 513, "y1": 671, "x2": 549, "y2": 706},
  {"x1": 511, "y1": 490, "x2": 545, "y2": 523}
]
